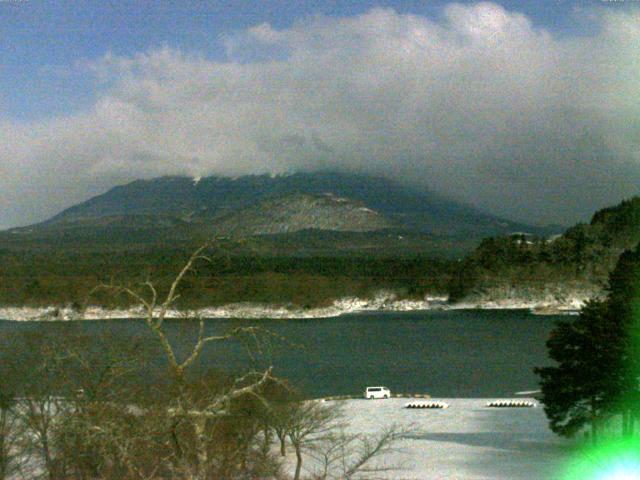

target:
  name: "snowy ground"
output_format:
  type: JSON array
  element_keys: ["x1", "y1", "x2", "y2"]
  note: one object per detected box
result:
[
  {"x1": 0, "y1": 296, "x2": 441, "y2": 321},
  {"x1": 298, "y1": 398, "x2": 577, "y2": 480},
  {"x1": 0, "y1": 294, "x2": 586, "y2": 321}
]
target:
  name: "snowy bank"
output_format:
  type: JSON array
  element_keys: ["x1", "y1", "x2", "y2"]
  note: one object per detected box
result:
[
  {"x1": 450, "y1": 297, "x2": 587, "y2": 314},
  {"x1": 0, "y1": 291, "x2": 590, "y2": 321},
  {"x1": 285, "y1": 398, "x2": 576, "y2": 480},
  {"x1": 451, "y1": 284, "x2": 601, "y2": 314},
  {"x1": 0, "y1": 294, "x2": 449, "y2": 321}
]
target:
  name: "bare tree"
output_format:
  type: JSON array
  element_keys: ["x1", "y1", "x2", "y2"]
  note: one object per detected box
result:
[
  {"x1": 269, "y1": 398, "x2": 410, "y2": 480},
  {"x1": 307, "y1": 424, "x2": 411, "y2": 480},
  {"x1": 286, "y1": 401, "x2": 341, "y2": 480},
  {"x1": 11, "y1": 339, "x2": 71, "y2": 480},
  {"x1": 1, "y1": 328, "x2": 150, "y2": 480},
  {"x1": 18, "y1": 394, "x2": 67, "y2": 480},
  {"x1": 0, "y1": 390, "x2": 25, "y2": 480},
  {"x1": 54, "y1": 336, "x2": 152, "y2": 480},
  {"x1": 90, "y1": 243, "x2": 285, "y2": 480}
]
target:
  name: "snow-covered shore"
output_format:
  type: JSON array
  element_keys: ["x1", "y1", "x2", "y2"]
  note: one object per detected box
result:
[
  {"x1": 452, "y1": 284, "x2": 599, "y2": 315},
  {"x1": 450, "y1": 297, "x2": 586, "y2": 314},
  {"x1": 0, "y1": 292, "x2": 590, "y2": 321},
  {"x1": 0, "y1": 295, "x2": 446, "y2": 321},
  {"x1": 283, "y1": 397, "x2": 577, "y2": 480}
]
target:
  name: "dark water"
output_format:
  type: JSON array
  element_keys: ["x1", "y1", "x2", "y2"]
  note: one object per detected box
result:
[{"x1": 0, "y1": 309, "x2": 561, "y2": 398}]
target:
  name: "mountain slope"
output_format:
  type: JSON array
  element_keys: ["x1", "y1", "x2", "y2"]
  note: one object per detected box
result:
[
  {"x1": 213, "y1": 193, "x2": 394, "y2": 236},
  {"x1": 41, "y1": 171, "x2": 554, "y2": 240}
]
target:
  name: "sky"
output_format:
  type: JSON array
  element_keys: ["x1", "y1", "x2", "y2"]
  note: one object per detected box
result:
[{"x1": 1, "y1": 0, "x2": 639, "y2": 229}]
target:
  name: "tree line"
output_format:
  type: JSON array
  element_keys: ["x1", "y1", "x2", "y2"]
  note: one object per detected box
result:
[{"x1": 0, "y1": 245, "x2": 453, "y2": 309}]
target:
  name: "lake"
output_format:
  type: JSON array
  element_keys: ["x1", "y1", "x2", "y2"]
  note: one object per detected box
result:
[{"x1": 0, "y1": 309, "x2": 561, "y2": 398}]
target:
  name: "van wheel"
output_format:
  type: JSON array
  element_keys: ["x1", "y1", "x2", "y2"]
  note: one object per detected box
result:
[
  {"x1": 369, "y1": 396, "x2": 374, "y2": 399},
  {"x1": 384, "y1": 395, "x2": 389, "y2": 399}
]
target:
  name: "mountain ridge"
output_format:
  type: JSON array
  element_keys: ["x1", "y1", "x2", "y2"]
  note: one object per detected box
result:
[{"x1": 35, "y1": 172, "x2": 559, "y2": 243}]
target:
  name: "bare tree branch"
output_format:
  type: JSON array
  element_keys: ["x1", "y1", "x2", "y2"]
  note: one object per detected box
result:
[{"x1": 157, "y1": 243, "x2": 211, "y2": 328}]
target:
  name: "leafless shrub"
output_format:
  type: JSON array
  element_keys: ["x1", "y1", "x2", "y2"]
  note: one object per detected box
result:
[
  {"x1": 307, "y1": 423, "x2": 412, "y2": 480},
  {"x1": 0, "y1": 390, "x2": 28, "y2": 480}
]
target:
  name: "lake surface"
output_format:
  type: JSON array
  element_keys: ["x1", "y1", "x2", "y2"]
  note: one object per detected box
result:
[{"x1": 0, "y1": 309, "x2": 561, "y2": 398}]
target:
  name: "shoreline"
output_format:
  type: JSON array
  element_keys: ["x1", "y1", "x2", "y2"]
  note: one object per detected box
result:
[{"x1": 0, "y1": 294, "x2": 586, "y2": 321}]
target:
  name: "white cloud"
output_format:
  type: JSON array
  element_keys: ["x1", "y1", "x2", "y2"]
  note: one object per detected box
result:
[{"x1": 1, "y1": 3, "x2": 639, "y2": 228}]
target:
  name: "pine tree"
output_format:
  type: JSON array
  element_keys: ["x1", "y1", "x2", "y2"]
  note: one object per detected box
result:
[
  {"x1": 535, "y1": 300, "x2": 620, "y2": 442},
  {"x1": 536, "y1": 243, "x2": 640, "y2": 442},
  {"x1": 606, "y1": 246, "x2": 640, "y2": 436}
]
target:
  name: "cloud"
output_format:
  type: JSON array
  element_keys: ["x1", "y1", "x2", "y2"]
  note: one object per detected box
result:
[{"x1": 1, "y1": 2, "x2": 639, "y2": 228}]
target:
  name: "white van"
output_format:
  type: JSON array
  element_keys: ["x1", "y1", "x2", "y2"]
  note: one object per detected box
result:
[{"x1": 364, "y1": 386, "x2": 391, "y2": 399}]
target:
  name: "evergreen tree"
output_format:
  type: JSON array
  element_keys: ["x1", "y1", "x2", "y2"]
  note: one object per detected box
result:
[
  {"x1": 606, "y1": 246, "x2": 640, "y2": 436},
  {"x1": 536, "y1": 243, "x2": 640, "y2": 442},
  {"x1": 535, "y1": 300, "x2": 620, "y2": 442}
]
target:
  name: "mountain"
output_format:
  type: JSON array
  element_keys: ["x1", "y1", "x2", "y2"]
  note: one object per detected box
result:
[
  {"x1": 448, "y1": 196, "x2": 640, "y2": 306},
  {"x1": 0, "y1": 171, "x2": 576, "y2": 310},
  {"x1": 35, "y1": 171, "x2": 556, "y2": 241}
]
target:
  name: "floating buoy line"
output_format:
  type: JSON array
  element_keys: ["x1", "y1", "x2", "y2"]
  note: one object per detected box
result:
[
  {"x1": 486, "y1": 400, "x2": 536, "y2": 408},
  {"x1": 405, "y1": 401, "x2": 449, "y2": 409},
  {"x1": 320, "y1": 396, "x2": 537, "y2": 410}
]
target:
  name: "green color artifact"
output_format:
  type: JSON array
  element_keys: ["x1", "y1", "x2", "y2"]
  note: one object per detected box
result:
[{"x1": 562, "y1": 438, "x2": 640, "y2": 480}]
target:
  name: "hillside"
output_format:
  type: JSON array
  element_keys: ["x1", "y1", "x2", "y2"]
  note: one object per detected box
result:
[
  {"x1": 448, "y1": 197, "x2": 640, "y2": 307},
  {"x1": 213, "y1": 193, "x2": 394, "y2": 236}
]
